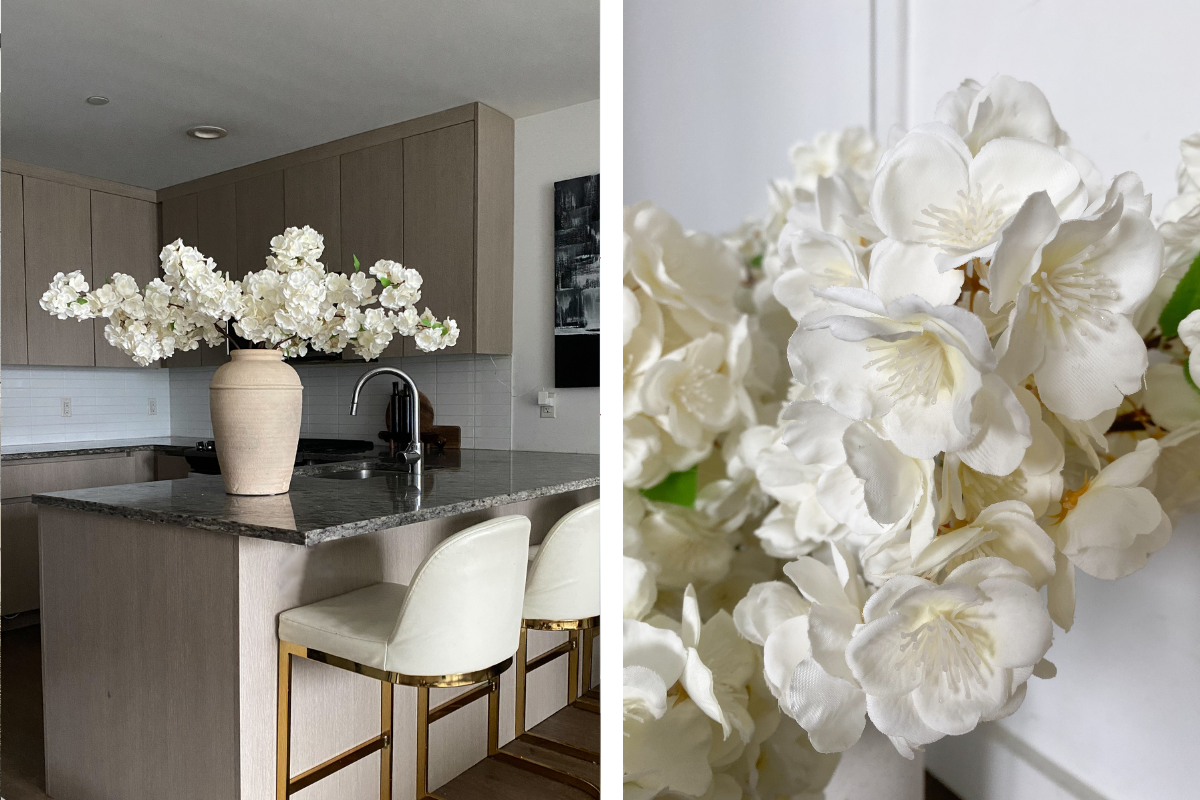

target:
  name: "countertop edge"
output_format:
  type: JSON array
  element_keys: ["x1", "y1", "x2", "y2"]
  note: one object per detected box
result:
[
  {"x1": 32, "y1": 476, "x2": 600, "y2": 546},
  {"x1": 2, "y1": 442, "x2": 190, "y2": 462}
]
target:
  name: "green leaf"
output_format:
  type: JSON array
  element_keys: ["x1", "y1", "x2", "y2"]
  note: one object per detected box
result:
[
  {"x1": 640, "y1": 466, "x2": 698, "y2": 508},
  {"x1": 352, "y1": 254, "x2": 361, "y2": 272},
  {"x1": 749, "y1": 254, "x2": 764, "y2": 269},
  {"x1": 379, "y1": 276, "x2": 392, "y2": 287},
  {"x1": 1159, "y1": 251, "x2": 1200, "y2": 339}
]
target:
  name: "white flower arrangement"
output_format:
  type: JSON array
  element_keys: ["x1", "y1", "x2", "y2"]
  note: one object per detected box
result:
[
  {"x1": 40, "y1": 225, "x2": 458, "y2": 365},
  {"x1": 624, "y1": 75, "x2": 1200, "y2": 798}
]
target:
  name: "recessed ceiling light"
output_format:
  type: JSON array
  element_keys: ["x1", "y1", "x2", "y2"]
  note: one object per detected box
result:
[
  {"x1": 86, "y1": 96, "x2": 110, "y2": 105},
  {"x1": 187, "y1": 125, "x2": 228, "y2": 140}
]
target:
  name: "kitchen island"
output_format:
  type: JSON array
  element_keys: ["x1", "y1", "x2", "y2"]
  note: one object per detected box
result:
[{"x1": 31, "y1": 449, "x2": 599, "y2": 800}]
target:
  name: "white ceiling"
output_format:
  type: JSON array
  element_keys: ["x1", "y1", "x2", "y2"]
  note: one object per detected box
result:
[{"x1": 1, "y1": 1, "x2": 598, "y2": 189}]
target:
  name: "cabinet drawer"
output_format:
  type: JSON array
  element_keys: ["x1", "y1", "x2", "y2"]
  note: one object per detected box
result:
[{"x1": 1, "y1": 450, "x2": 155, "y2": 500}]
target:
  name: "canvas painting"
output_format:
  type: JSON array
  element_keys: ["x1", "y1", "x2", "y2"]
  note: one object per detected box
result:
[{"x1": 553, "y1": 173, "x2": 600, "y2": 388}]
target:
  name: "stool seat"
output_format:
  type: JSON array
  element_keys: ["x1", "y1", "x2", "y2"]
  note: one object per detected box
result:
[{"x1": 278, "y1": 582, "x2": 408, "y2": 671}]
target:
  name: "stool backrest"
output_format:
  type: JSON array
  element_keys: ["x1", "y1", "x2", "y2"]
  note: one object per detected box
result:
[
  {"x1": 387, "y1": 515, "x2": 531, "y2": 676},
  {"x1": 523, "y1": 499, "x2": 600, "y2": 622}
]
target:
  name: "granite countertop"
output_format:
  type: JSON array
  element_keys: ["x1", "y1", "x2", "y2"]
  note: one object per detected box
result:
[
  {"x1": 32, "y1": 449, "x2": 599, "y2": 546},
  {"x1": 1, "y1": 436, "x2": 386, "y2": 463},
  {"x1": 1, "y1": 436, "x2": 199, "y2": 461}
]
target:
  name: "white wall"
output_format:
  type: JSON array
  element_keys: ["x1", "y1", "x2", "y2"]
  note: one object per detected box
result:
[
  {"x1": 624, "y1": 3, "x2": 1200, "y2": 799},
  {"x1": 511, "y1": 99, "x2": 600, "y2": 454},
  {"x1": 624, "y1": 0, "x2": 871, "y2": 234}
]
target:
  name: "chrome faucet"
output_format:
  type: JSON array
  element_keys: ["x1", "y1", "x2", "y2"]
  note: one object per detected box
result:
[{"x1": 350, "y1": 367, "x2": 423, "y2": 478}]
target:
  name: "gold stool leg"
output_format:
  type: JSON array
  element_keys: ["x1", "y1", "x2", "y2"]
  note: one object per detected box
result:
[
  {"x1": 487, "y1": 676, "x2": 501, "y2": 756},
  {"x1": 515, "y1": 626, "x2": 528, "y2": 737},
  {"x1": 277, "y1": 641, "x2": 298, "y2": 800},
  {"x1": 567, "y1": 629, "x2": 580, "y2": 704},
  {"x1": 581, "y1": 627, "x2": 595, "y2": 695},
  {"x1": 416, "y1": 686, "x2": 430, "y2": 799},
  {"x1": 380, "y1": 680, "x2": 393, "y2": 799}
]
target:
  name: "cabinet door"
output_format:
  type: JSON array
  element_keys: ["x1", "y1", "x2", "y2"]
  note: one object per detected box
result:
[
  {"x1": 23, "y1": 177, "x2": 94, "y2": 366},
  {"x1": 341, "y1": 140, "x2": 405, "y2": 357},
  {"x1": 198, "y1": 185, "x2": 238, "y2": 366},
  {"x1": 2, "y1": 501, "x2": 40, "y2": 614},
  {"x1": 159, "y1": 194, "x2": 203, "y2": 367},
  {"x1": 3, "y1": 172, "x2": 29, "y2": 364},
  {"x1": 92, "y1": 192, "x2": 161, "y2": 368},
  {"x1": 235, "y1": 171, "x2": 284, "y2": 280},
  {"x1": 402, "y1": 122, "x2": 476, "y2": 355},
  {"x1": 285, "y1": 156, "x2": 341, "y2": 272}
]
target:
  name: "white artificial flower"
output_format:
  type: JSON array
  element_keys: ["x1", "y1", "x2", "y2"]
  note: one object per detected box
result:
[
  {"x1": 1142, "y1": 362, "x2": 1200, "y2": 432},
  {"x1": 790, "y1": 287, "x2": 999, "y2": 459},
  {"x1": 865, "y1": 500, "x2": 1056, "y2": 590},
  {"x1": 846, "y1": 558, "x2": 1052, "y2": 758},
  {"x1": 870, "y1": 122, "x2": 1084, "y2": 271},
  {"x1": 633, "y1": 497, "x2": 736, "y2": 591},
  {"x1": 624, "y1": 586, "x2": 756, "y2": 798},
  {"x1": 935, "y1": 75, "x2": 1069, "y2": 156},
  {"x1": 40, "y1": 271, "x2": 95, "y2": 319},
  {"x1": 640, "y1": 332, "x2": 739, "y2": 452},
  {"x1": 1180, "y1": 310, "x2": 1200, "y2": 384},
  {"x1": 735, "y1": 546, "x2": 870, "y2": 753},
  {"x1": 625, "y1": 202, "x2": 742, "y2": 325},
  {"x1": 789, "y1": 127, "x2": 878, "y2": 198},
  {"x1": 990, "y1": 185, "x2": 1163, "y2": 419},
  {"x1": 625, "y1": 286, "x2": 664, "y2": 418},
  {"x1": 624, "y1": 556, "x2": 660, "y2": 620}
]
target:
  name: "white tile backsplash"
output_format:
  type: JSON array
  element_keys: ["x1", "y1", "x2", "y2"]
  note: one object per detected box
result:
[
  {"x1": 167, "y1": 354, "x2": 513, "y2": 450},
  {"x1": 2, "y1": 355, "x2": 513, "y2": 449},
  {"x1": 1, "y1": 366, "x2": 173, "y2": 446}
]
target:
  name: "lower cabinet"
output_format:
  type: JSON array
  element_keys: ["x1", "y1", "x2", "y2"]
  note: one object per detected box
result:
[{"x1": 1, "y1": 450, "x2": 184, "y2": 614}]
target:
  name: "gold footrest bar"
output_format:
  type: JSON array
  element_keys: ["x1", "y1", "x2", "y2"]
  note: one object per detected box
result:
[
  {"x1": 491, "y1": 750, "x2": 600, "y2": 798},
  {"x1": 519, "y1": 732, "x2": 600, "y2": 764},
  {"x1": 289, "y1": 733, "x2": 388, "y2": 795},
  {"x1": 429, "y1": 678, "x2": 496, "y2": 724},
  {"x1": 525, "y1": 615, "x2": 600, "y2": 631},
  {"x1": 527, "y1": 639, "x2": 575, "y2": 672}
]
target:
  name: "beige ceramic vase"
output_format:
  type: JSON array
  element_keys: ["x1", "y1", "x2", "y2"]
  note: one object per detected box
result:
[{"x1": 210, "y1": 348, "x2": 303, "y2": 495}]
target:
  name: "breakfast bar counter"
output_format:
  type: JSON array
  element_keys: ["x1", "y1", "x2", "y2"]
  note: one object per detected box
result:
[{"x1": 31, "y1": 449, "x2": 599, "y2": 800}]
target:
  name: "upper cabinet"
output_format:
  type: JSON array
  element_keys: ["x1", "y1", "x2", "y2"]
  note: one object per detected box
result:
[
  {"x1": 1, "y1": 103, "x2": 514, "y2": 367},
  {"x1": 2, "y1": 162, "x2": 161, "y2": 368},
  {"x1": 156, "y1": 102, "x2": 515, "y2": 357}
]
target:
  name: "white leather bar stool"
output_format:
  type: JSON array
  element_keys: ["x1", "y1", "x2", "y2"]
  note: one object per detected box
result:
[
  {"x1": 275, "y1": 515, "x2": 531, "y2": 800},
  {"x1": 513, "y1": 500, "x2": 600, "y2": 773}
]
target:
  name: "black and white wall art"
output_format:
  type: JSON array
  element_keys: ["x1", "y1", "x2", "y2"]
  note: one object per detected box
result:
[{"x1": 553, "y1": 173, "x2": 600, "y2": 388}]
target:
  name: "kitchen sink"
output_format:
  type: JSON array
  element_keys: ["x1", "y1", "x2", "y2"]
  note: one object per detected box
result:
[
  {"x1": 316, "y1": 468, "x2": 413, "y2": 481},
  {"x1": 305, "y1": 459, "x2": 442, "y2": 481}
]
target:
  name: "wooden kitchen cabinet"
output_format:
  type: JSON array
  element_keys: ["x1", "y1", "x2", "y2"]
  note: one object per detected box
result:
[
  {"x1": 402, "y1": 122, "x2": 476, "y2": 356},
  {"x1": 235, "y1": 171, "x2": 285, "y2": 279},
  {"x1": 91, "y1": 191, "x2": 161, "y2": 367},
  {"x1": 2, "y1": 450, "x2": 158, "y2": 614},
  {"x1": 198, "y1": 184, "x2": 239, "y2": 366},
  {"x1": 22, "y1": 177, "x2": 95, "y2": 366},
  {"x1": 285, "y1": 156, "x2": 342, "y2": 272},
  {"x1": 341, "y1": 138, "x2": 406, "y2": 356},
  {"x1": 2, "y1": 171, "x2": 29, "y2": 364}
]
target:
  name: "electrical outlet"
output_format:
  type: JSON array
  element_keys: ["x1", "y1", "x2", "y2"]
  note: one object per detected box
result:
[
  {"x1": 540, "y1": 404, "x2": 556, "y2": 419},
  {"x1": 148, "y1": 398, "x2": 158, "y2": 416},
  {"x1": 60, "y1": 397, "x2": 72, "y2": 417}
]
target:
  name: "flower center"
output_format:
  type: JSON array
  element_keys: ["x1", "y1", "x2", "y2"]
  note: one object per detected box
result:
[
  {"x1": 675, "y1": 365, "x2": 720, "y2": 414},
  {"x1": 899, "y1": 602, "x2": 989, "y2": 699},
  {"x1": 863, "y1": 333, "x2": 951, "y2": 404},
  {"x1": 913, "y1": 183, "x2": 1007, "y2": 250},
  {"x1": 1051, "y1": 475, "x2": 1093, "y2": 524},
  {"x1": 1026, "y1": 260, "x2": 1119, "y2": 342},
  {"x1": 959, "y1": 466, "x2": 1028, "y2": 519}
]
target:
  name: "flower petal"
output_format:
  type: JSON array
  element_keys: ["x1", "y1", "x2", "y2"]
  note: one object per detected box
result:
[{"x1": 785, "y1": 659, "x2": 867, "y2": 753}]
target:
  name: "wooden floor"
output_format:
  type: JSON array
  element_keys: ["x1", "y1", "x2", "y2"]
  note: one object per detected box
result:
[
  {"x1": 435, "y1": 698, "x2": 600, "y2": 800},
  {"x1": 1, "y1": 626, "x2": 50, "y2": 800}
]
